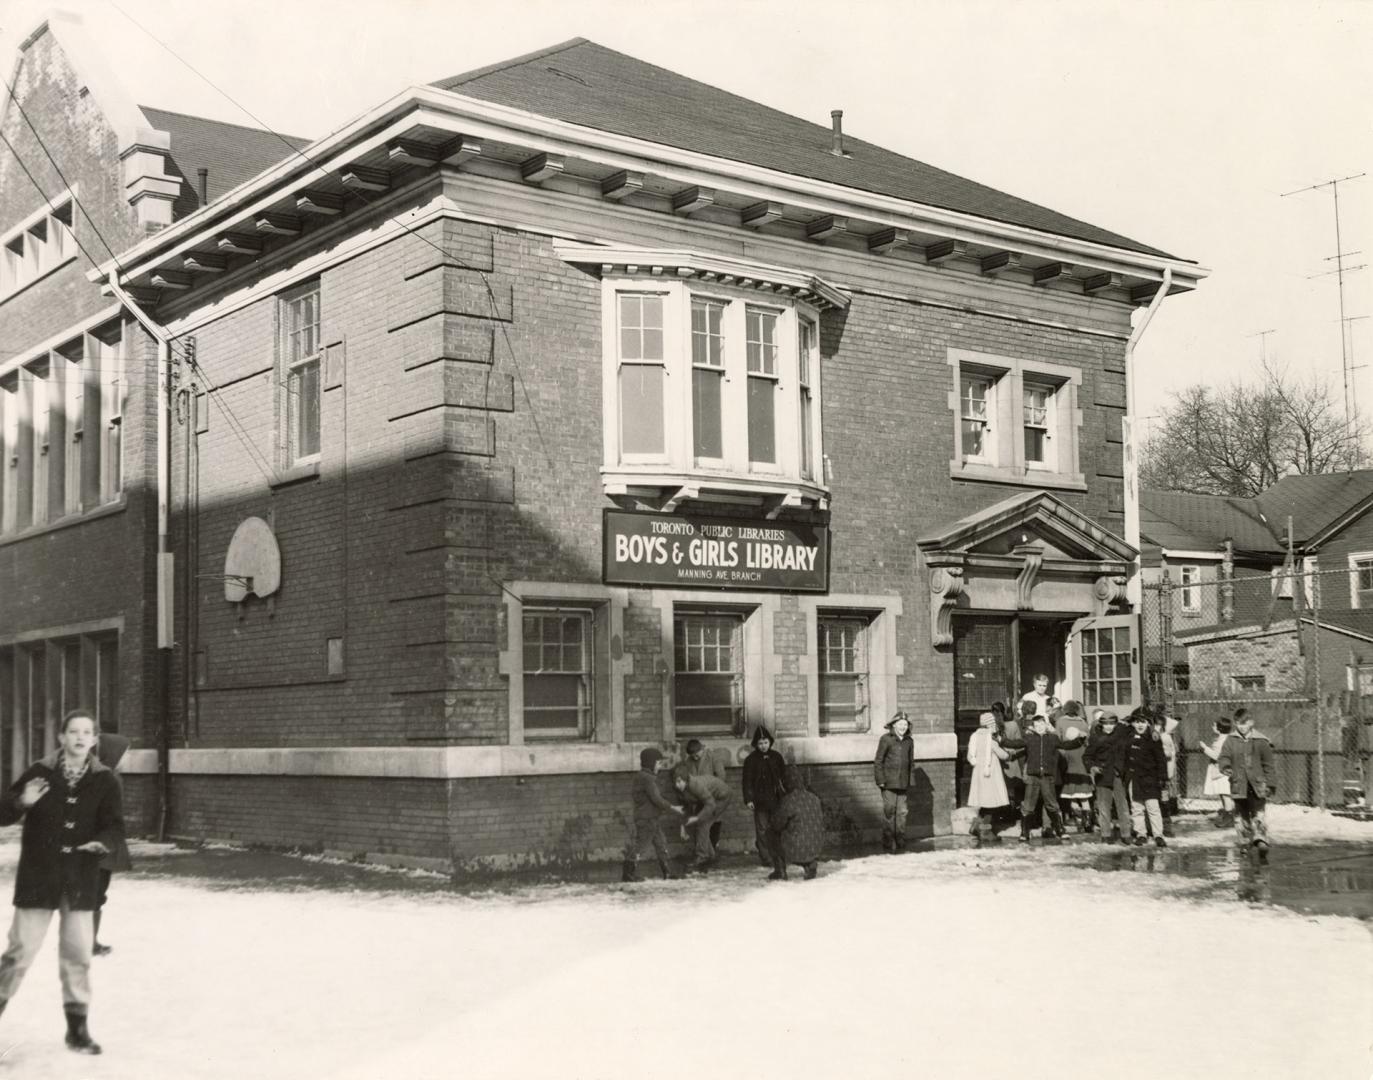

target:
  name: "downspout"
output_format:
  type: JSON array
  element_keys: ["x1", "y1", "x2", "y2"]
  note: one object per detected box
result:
[
  {"x1": 105, "y1": 277, "x2": 175, "y2": 842},
  {"x1": 1124, "y1": 267, "x2": 1172, "y2": 607}
]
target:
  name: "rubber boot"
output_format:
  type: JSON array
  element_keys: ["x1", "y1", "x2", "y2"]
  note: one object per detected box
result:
[{"x1": 64, "y1": 1009, "x2": 102, "y2": 1055}]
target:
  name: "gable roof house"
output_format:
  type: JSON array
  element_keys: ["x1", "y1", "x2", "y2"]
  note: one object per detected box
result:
[
  {"x1": 1142, "y1": 471, "x2": 1373, "y2": 709},
  {"x1": 6, "y1": 24, "x2": 1204, "y2": 869}
]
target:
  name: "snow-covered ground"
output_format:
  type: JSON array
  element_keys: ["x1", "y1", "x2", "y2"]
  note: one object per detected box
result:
[{"x1": 0, "y1": 810, "x2": 1367, "y2": 1080}]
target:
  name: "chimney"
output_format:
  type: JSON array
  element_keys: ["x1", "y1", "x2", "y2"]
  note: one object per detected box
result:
[
  {"x1": 830, "y1": 110, "x2": 846, "y2": 157},
  {"x1": 197, "y1": 167, "x2": 209, "y2": 207}
]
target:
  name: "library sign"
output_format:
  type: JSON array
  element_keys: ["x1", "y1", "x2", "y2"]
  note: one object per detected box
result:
[{"x1": 603, "y1": 510, "x2": 829, "y2": 592}]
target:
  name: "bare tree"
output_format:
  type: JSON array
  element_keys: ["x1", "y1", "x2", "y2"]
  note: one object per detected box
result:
[{"x1": 1141, "y1": 361, "x2": 1365, "y2": 496}]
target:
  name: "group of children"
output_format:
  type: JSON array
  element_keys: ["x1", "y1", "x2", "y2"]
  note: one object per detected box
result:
[
  {"x1": 968, "y1": 675, "x2": 1279, "y2": 861},
  {"x1": 623, "y1": 725, "x2": 825, "y2": 883}
]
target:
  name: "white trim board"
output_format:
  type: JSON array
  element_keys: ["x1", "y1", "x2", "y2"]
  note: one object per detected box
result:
[{"x1": 154, "y1": 735, "x2": 955, "y2": 779}]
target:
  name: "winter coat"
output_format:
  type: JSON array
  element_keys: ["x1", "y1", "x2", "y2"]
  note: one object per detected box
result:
[
  {"x1": 1202, "y1": 732, "x2": 1230, "y2": 796},
  {"x1": 1218, "y1": 731, "x2": 1277, "y2": 799},
  {"x1": 96, "y1": 734, "x2": 134, "y2": 874},
  {"x1": 0, "y1": 751, "x2": 125, "y2": 910},
  {"x1": 742, "y1": 730, "x2": 787, "y2": 811},
  {"x1": 1121, "y1": 730, "x2": 1169, "y2": 801},
  {"x1": 1083, "y1": 722, "x2": 1130, "y2": 787},
  {"x1": 683, "y1": 748, "x2": 728, "y2": 786},
  {"x1": 966, "y1": 727, "x2": 1010, "y2": 810},
  {"x1": 630, "y1": 768, "x2": 677, "y2": 824},
  {"x1": 998, "y1": 718, "x2": 1026, "y2": 781},
  {"x1": 1022, "y1": 730, "x2": 1061, "y2": 778},
  {"x1": 684, "y1": 774, "x2": 732, "y2": 815},
  {"x1": 774, "y1": 774, "x2": 825, "y2": 865},
  {"x1": 873, "y1": 730, "x2": 914, "y2": 791},
  {"x1": 1052, "y1": 715, "x2": 1091, "y2": 797}
]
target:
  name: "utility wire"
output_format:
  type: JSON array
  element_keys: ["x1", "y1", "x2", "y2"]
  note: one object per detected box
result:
[
  {"x1": 105, "y1": 0, "x2": 556, "y2": 471},
  {"x1": 0, "y1": 90, "x2": 279, "y2": 484}
]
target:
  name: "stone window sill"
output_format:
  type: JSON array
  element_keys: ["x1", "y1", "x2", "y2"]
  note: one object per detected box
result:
[
  {"x1": 0, "y1": 497, "x2": 127, "y2": 548},
  {"x1": 269, "y1": 460, "x2": 321, "y2": 490},
  {"x1": 949, "y1": 461, "x2": 1087, "y2": 493}
]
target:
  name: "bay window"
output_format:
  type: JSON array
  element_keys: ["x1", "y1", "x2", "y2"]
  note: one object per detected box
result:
[{"x1": 565, "y1": 243, "x2": 842, "y2": 508}]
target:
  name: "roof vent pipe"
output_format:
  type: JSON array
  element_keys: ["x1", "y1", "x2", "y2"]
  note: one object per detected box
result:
[
  {"x1": 197, "y1": 167, "x2": 209, "y2": 206},
  {"x1": 830, "y1": 110, "x2": 845, "y2": 156}
]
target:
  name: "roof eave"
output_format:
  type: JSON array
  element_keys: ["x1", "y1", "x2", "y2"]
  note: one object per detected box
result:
[{"x1": 90, "y1": 84, "x2": 1208, "y2": 295}]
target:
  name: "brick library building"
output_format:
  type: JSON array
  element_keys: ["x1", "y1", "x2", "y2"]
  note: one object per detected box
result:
[{"x1": 0, "y1": 19, "x2": 1203, "y2": 872}]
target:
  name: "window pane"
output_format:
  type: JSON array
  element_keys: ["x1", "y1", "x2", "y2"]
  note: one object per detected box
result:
[
  {"x1": 1024, "y1": 425, "x2": 1047, "y2": 464},
  {"x1": 961, "y1": 377, "x2": 988, "y2": 419},
  {"x1": 961, "y1": 419, "x2": 984, "y2": 458},
  {"x1": 746, "y1": 310, "x2": 777, "y2": 375},
  {"x1": 291, "y1": 359, "x2": 321, "y2": 460},
  {"x1": 800, "y1": 388, "x2": 814, "y2": 480},
  {"x1": 693, "y1": 369, "x2": 723, "y2": 458},
  {"x1": 748, "y1": 376, "x2": 775, "y2": 463},
  {"x1": 620, "y1": 365, "x2": 664, "y2": 454}
]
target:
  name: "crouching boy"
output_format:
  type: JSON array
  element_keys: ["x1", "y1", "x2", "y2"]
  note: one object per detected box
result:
[
  {"x1": 771, "y1": 766, "x2": 825, "y2": 880},
  {"x1": 623, "y1": 748, "x2": 683, "y2": 882},
  {"x1": 674, "y1": 768, "x2": 732, "y2": 871}
]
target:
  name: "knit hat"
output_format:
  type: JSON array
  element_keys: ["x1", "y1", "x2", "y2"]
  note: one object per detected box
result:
[
  {"x1": 751, "y1": 724, "x2": 775, "y2": 748},
  {"x1": 640, "y1": 747, "x2": 664, "y2": 770},
  {"x1": 885, "y1": 711, "x2": 911, "y2": 731},
  {"x1": 978, "y1": 712, "x2": 997, "y2": 728}
]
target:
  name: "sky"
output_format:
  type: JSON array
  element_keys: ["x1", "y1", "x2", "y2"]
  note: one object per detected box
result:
[{"x1": 2, "y1": 0, "x2": 1370, "y2": 431}]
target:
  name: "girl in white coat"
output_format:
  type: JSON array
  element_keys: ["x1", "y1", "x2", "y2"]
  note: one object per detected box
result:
[
  {"x1": 967, "y1": 712, "x2": 1010, "y2": 845},
  {"x1": 1201, "y1": 717, "x2": 1235, "y2": 827}
]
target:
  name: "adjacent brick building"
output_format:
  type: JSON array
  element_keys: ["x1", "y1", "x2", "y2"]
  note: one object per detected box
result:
[{"x1": 5, "y1": 26, "x2": 1206, "y2": 871}]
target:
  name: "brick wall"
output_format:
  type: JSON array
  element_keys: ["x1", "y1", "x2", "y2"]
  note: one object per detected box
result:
[{"x1": 168, "y1": 758, "x2": 952, "y2": 875}]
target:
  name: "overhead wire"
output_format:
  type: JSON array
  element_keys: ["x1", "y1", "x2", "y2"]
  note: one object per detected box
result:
[
  {"x1": 104, "y1": 0, "x2": 556, "y2": 471},
  {"x1": 1, "y1": 82, "x2": 281, "y2": 485}
]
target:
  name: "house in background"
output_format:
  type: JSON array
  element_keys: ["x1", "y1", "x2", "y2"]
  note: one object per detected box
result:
[
  {"x1": 5, "y1": 22, "x2": 1205, "y2": 870},
  {"x1": 1142, "y1": 471, "x2": 1373, "y2": 703},
  {"x1": 0, "y1": 13, "x2": 306, "y2": 829}
]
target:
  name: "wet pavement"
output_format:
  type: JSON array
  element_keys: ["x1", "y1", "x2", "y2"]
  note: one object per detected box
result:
[{"x1": 1087, "y1": 840, "x2": 1373, "y2": 919}]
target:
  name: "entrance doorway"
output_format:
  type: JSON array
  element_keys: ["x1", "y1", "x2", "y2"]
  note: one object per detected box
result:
[{"x1": 952, "y1": 612, "x2": 1077, "y2": 806}]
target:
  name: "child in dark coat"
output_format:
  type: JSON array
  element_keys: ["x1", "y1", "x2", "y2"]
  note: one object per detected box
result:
[
  {"x1": 1084, "y1": 711, "x2": 1132, "y2": 843},
  {"x1": 742, "y1": 725, "x2": 788, "y2": 876},
  {"x1": 1123, "y1": 710, "x2": 1169, "y2": 847},
  {"x1": 1020, "y1": 713, "x2": 1065, "y2": 842},
  {"x1": 772, "y1": 766, "x2": 825, "y2": 880},
  {"x1": 1218, "y1": 710, "x2": 1277, "y2": 860},
  {"x1": 873, "y1": 712, "x2": 915, "y2": 853},
  {"x1": 622, "y1": 748, "x2": 684, "y2": 882}
]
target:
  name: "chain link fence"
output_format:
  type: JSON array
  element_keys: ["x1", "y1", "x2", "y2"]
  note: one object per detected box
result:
[{"x1": 1141, "y1": 563, "x2": 1372, "y2": 811}]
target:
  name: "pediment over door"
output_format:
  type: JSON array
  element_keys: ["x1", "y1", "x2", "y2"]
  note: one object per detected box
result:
[{"x1": 917, "y1": 491, "x2": 1136, "y2": 645}]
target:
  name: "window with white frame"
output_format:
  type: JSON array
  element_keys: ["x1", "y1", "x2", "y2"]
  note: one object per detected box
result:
[
  {"x1": 818, "y1": 614, "x2": 870, "y2": 733},
  {"x1": 690, "y1": 297, "x2": 725, "y2": 461},
  {"x1": 1178, "y1": 565, "x2": 1201, "y2": 613},
  {"x1": 0, "y1": 196, "x2": 76, "y2": 299},
  {"x1": 1350, "y1": 553, "x2": 1373, "y2": 609},
  {"x1": 798, "y1": 318, "x2": 817, "y2": 481},
  {"x1": 673, "y1": 610, "x2": 745, "y2": 736},
  {"x1": 1022, "y1": 381, "x2": 1054, "y2": 466},
  {"x1": 597, "y1": 267, "x2": 828, "y2": 505},
  {"x1": 1232, "y1": 674, "x2": 1266, "y2": 693},
  {"x1": 0, "y1": 319, "x2": 126, "y2": 537},
  {"x1": 947, "y1": 349, "x2": 1084, "y2": 488},
  {"x1": 1271, "y1": 565, "x2": 1295, "y2": 599},
  {"x1": 281, "y1": 282, "x2": 321, "y2": 465},
  {"x1": 960, "y1": 374, "x2": 994, "y2": 461},
  {"x1": 97, "y1": 331, "x2": 124, "y2": 503},
  {"x1": 521, "y1": 608, "x2": 594, "y2": 739}
]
